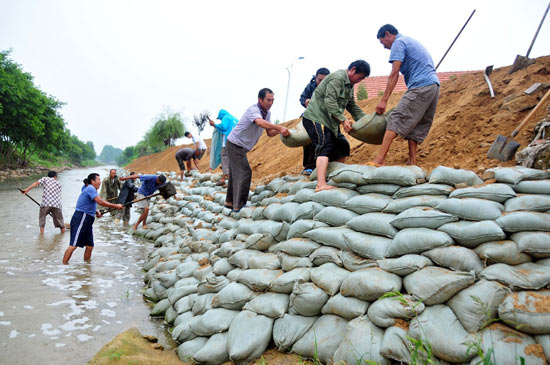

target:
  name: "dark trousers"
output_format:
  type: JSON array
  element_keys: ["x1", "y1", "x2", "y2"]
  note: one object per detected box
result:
[
  {"x1": 225, "y1": 140, "x2": 251, "y2": 210},
  {"x1": 302, "y1": 143, "x2": 316, "y2": 170}
]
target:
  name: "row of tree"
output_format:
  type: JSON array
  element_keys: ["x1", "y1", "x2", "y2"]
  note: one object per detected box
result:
[{"x1": 0, "y1": 50, "x2": 97, "y2": 167}]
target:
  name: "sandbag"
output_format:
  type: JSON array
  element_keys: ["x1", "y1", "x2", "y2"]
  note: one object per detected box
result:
[
  {"x1": 321, "y1": 293, "x2": 369, "y2": 320},
  {"x1": 309, "y1": 246, "x2": 343, "y2": 267},
  {"x1": 498, "y1": 211, "x2": 550, "y2": 232},
  {"x1": 270, "y1": 268, "x2": 311, "y2": 293},
  {"x1": 192, "y1": 294, "x2": 216, "y2": 315},
  {"x1": 289, "y1": 282, "x2": 329, "y2": 316},
  {"x1": 342, "y1": 193, "x2": 391, "y2": 214},
  {"x1": 377, "y1": 254, "x2": 433, "y2": 276},
  {"x1": 267, "y1": 202, "x2": 300, "y2": 223},
  {"x1": 428, "y1": 165, "x2": 483, "y2": 186},
  {"x1": 228, "y1": 249, "x2": 257, "y2": 269},
  {"x1": 437, "y1": 198, "x2": 503, "y2": 221},
  {"x1": 242, "y1": 292, "x2": 289, "y2": 318},
  {"x1": 278, "y1": 252, "x2": 313, "y2": 271},
  {"x1": 227, "y1": 310, "x2": 273, "y2": 363},
  {"x1": 174, "y1": 294, "x2": 198, "y2": 315},
  {"x1": 391, "y1": 207, "x2": 458, "y2": 229},
  {"x1": 291, "y1": 315, "x2": 348, "y2": 364},
  {"x1": 165, "y1": 305, "x2": 178, "y2": 324},
  {"x1": 192, "y1": 332, "x2": 229, "y2": 365},
  {"x1": 488, "y1": 166, "x2": 550, "y2": 184},
  {"x1": 438, "y1": 220, "x2": 506, "y2": 248},
  {"x1": 339, "y1": 250, "x2": 377, "y2": 271},
  {"x1": 310, "y1": 188, "x2": 358, "y2": 207},
  {"x1": 304, "y1": 227, "x2": 356, "y2": 250},
  {"x1": 237, "y1": 269, "x2": 282, "y2": 291},
  {"x1": 177, "y1": 337, "x2": 208, "y2": 362},
  {"x1": 197, "y1": 274, "x2": 230, "y2": 294},
  {"x1": 212, "y1": 282, "x2": 256, "y2": 310},
  {"x1": 380, "y1": 324, "x2": 413, "y2": 363},
  {"x1": 273, "y1": 314, "x2": 318, "y2": 351},
  {"x1": 409, "y1": 305, "x2": 475, "y2": 363},
  {"x1": 245, "y1": 233, "x2": 277, "y2": 251},
  {"x1": 333, "y1": 316, "x2": 390, "y2": 365},
  {"x1": 383, "y1": 195, "x2": 447, "y2": 214},
  {"x1": 364, "y1": 165, "x2": 426, "y2": 186},
  {"x1": 480, "y1": 263, "x2": 550, "y2": 290},
  {"x1": 293, "y1": 202, "x2": 325, "y2": 221},
  {"x1": 189, "y1": 308, "x2": 239, "y2": 336},
  {"x1": 340, "y1": 268, "x2": 402, "y2": 301},
  {"x1": 267, "y1": 177, "x2": 287, "y2": 192},
  {"x1": 293, "y1": 188, "x2": 316, "y2": 203},
  {"x1": 169, "y1": 285, "x2": 198, "y2": 305},
  {"x1": 151, "y1": 298, "x2": 171, "y2": 317},
  {"x1": 367, "y1": 295, "x2": 425, "y2": 328},
  {"x1": 470, "y1": 323, "x2": 546, "y2": 365},
  {"x1": 328, "y1": 164, "x2": 373, "y2": 185},
  {"x1": 447, "y1": 279, "x2": 509, "y2": 333},
  {"x1": 536, "y1": 335, "x2": 550, "y2": 361},
  {"x1": 349, "y1": 111, "x2": 391, "y2": 144},
  {"x1": 499, "y1": 291, "x2": 550, "y2": 335},
  {"x1": 385, "y1": 228, "x2": 453, "y2": 257},
  {"x1": 225, "y1": 268, "x2": 243, "y2": 282},
  {"x1": 310, "y1": 263, "x2": 351, "y2": 295},
  {"x1": 343, "y1": 231, "x2": 391, "y2": 260},
  {"x1": 513, "y1": 232, "x2": 550, "y2": 258},
  {"x1": 314, "y1": 206, "x2": 358, "y2": 226},
  {"x1": 286, "y1": 219, "x2": 328, "y2": 240},
  {"x1": 422, "y1": 245, "x2": 484, "y2": 274},
  {"x1": 216, "y1": 240, "x2": 246, "y2": 258},
  {"x1": 346, "y1": 212, "x2": 398, "y2": 238},
  {"x1": 212, "y1": 258, "x2": 235, "y2": 276},
  {"x1": 449, "y1": 183, "x2": 516, "y2": 203},
  {"x1": 515, "y1": 180, "x2": 550, "y2": 194},
  {"x1": 280, "y1": 120, "x2": 312, "y2": 147},
  {"x1": 505, "y1": 194, "x2": 550, "y2": 212},
  {"x1": 475, "y1": 240, "x2": 533, "y2": 265},
  {"x1": 357, "y1": 183, "x2": 401, "y2": 196},
  {"x1": 173, "y1": 311, "x2": 194, "y2": 336},
  {"x1": 248, "y1": 252, "x2": 281, "y2": 270},
  {"x1": 393, "y1": 183, "x2": 454, "y2": 199},
  {"x1": 403, "y1": 267, "x2": 475, "y2": 305}
]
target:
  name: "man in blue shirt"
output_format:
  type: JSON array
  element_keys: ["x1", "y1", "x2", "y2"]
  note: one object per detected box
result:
[
  {"x1": 120, "y1": 173, "x2": 167, "y2": 230},
  {"x1": 371, "y1": 24, "x2": 440, "y2": 166},
  {"x1": 209, "y1": 109, "x2": 238, "y2": 187},
  {"x1": 62, "y1": 173, "x2": 123, "y2": 264}
]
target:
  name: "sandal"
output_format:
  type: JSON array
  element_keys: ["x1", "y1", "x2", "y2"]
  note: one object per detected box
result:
[{"x1": 366, "y1": 161, "x2": 382, "y2": 167}]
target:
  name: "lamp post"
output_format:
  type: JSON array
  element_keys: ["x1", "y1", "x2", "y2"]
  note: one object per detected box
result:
[{"x1": 283, "y1": 56, "x2": 304, "y2": 123}]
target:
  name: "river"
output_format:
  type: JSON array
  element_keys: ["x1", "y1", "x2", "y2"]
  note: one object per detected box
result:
[{"x1": 0, "y1": 166, "x2": 174, "y2": 364}]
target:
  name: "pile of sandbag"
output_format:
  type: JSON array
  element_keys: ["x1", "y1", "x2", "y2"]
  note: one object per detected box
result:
[{"x1": 134, "y1": 165, "x2": 550, "y2": 364}]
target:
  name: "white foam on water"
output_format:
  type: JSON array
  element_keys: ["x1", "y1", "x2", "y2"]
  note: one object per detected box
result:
[
  {"x1": 105, "y1": 302, "x2": 117, "y2": 308},
  {"x1": 51, "y1": 336, "x2": 59, "y2": 340},
  {"x1": 72, "y1": 295, "x2": 87, "y2": 299},
  {"x1": 0, "y1": 321, "x2": 11, "y2": 326},
  {"x1": 55, "y1": 343, "x2": 65, "y2": 347},
  {"x1": 77, "y1": 334, "x2": 93, "y2": 342},
  {"x1": 92, "y1": 325, "x2": 101, "y2": 332},
  {"x1": 116, "y1": 321, "x2": 122, "y2": 324},
  {"x1": 9, "y1": 330, "x2": 18, "y2": 338},
  {"x1": 42, "y1": 278, "x2": 84, "y2": 291},
  {"x1": 0, "y1": 260, "x2": 9, "y2": 264},
  {"x1": 23, "y1": 305, "x2": 33, "y2": 309},
  {"x1": 96, "y1": 278, "x2": 113, "y2": 288},
  {"x1": 6, "y1": 272, "x2": 14, "y2": 276},
  {"x1": 100, "y1": 309, "x2": 116, "y2": 318},
  {"x1": 5, "y1": 233, "x2": 11, "y2": 236},
  {"x1": 41, "y1": 323, "x2": 61, "y2": 336},
  {"x1": 65, "y1": 333, "x2": 72, "y2": 337},
  {"x1": 47, "y1": 299, "x2": 83, "y2": 320},
  {"x1": 25, "y1": 225, "x2": 31, "y2": 229},
  {"x1": 81, "y1": 300, "x2": 97, "y2": 309},
  {"x1": 28, "y1": 334, "x2": 36, "y2": 338},
  {"x1": 59, "y1": 317, "x2": 91, "y2": 332},
  {"x1": 0, "y1": 291, "x2": 3, "y2": 294},
  {"x1": 101, "y1": 320, "x2": 110, "y2": 324},
  {"x1": 0, "y1": 311, "x2": 4, "y2": 316}
]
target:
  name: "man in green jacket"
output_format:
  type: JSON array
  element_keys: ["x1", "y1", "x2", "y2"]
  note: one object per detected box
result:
[
  {"x1": 303, "y1": 60, "x2": 370, "y2": 191},
  {"x1": 99, "y1": 168, "x2": 120, "y2": 215}
]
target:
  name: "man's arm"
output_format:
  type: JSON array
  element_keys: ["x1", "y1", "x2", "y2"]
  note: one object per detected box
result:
[
  {"x1": 22, "y1": 181, "x2": 40, "y2": 194},
  {"x1": 300, "y1": 82, "x2": 314, "y2": 108},
  {"x1": 94, "y1": 196, "x2": 122, "y2": 209},
  {"x1": 322, "y1": 79, "x2": 354, "y2": 132},
  {"x1": 193, "y1": 158, "x2": 200, "y2": 170},
  {"x1": 120, "y1": 174, "x2": 140, "y2": 181},
  {"x1": 346, "y1": 98, "x2": 367, "y2": 122},
  {"x1": 376, "y1": 61, "x2": 401, "y2": 114},
  {"x1": 254, "y1": 119, "x2": 290, "y2": 137}
]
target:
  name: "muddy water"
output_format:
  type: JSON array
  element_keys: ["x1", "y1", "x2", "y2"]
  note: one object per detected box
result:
[{"x1": 0, "y1": 167, "x2": 174, "y2": 364}]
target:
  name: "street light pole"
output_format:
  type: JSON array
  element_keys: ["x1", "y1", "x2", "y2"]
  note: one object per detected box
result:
[{"x1": 283, "y1": 56, "x2": 304, "y2": 123}]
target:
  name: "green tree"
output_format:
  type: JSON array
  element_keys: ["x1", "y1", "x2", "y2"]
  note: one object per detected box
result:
[
  {"x1": 98, "y1": 145, "x2": 123, "y2": 164},
  {"x1": 148, "y1": 108, "x2": 185, "y2": 147},
  {"x1": 356, "y1": 83, "x2": 368, "y2": 101}
]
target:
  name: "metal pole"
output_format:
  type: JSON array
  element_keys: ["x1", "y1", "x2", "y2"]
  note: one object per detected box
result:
[
  {"x1": 282, "y1": 57, "x2": 303, "y2": 123},
  {"x1": 526, "y1": 0, "x2": 550, "y2": 58},
  {"x1": 435, "y1": 9, "x2": 476, "y2": 70}
]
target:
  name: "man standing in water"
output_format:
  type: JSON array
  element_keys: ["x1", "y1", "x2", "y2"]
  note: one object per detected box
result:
[
  {"x1": 99, "y1": 168, "x2": 121, "y2": 215},
  {"x1": 62, "y1": 173, "x2": 122, "y2": 264},
  {"x1": 119, "y1": 173, "x2": 167, "y2": 230},
  {"x1": 115, "y1": 172, "x2": 138, "y2": 224},
  {"x1": 22, "y1": 170, "x2": 65, "y2": 234}
]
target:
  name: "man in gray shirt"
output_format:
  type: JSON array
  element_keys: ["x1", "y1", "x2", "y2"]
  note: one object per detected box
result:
[{"x1": 225, "y1": 88, "x2": 290, "y2": 212}]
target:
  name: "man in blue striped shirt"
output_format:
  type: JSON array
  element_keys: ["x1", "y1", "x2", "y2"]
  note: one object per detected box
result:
[{"x1": 371, "y1": 24, "x2": 440, "y2": 166}]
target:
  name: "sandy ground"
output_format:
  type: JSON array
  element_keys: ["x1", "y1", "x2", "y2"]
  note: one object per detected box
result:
[{"x1": 127, "y1": 56, "x2": 550, "y2": 185}]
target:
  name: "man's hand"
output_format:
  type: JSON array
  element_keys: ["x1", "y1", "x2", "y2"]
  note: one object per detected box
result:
[
  {"x1": 305, "y1": 99, "x2": 310, "y2": 107},
  {"x1": 95, "y1": 211, "x2": 103, "y2": 218},
  {"x1": 209, "y1": 120, "x2": 215, "y2": 127},
  {"x1": 22, "y1": 189, "x2": 28, "y2": 195},
  {"x1": 376, "y1": 100, "x2": 387, "y2": 115},
  {"x1": 114, "y1": 204, "x2": 123, "y2": 210},
  {"x1": 280, "y1": 127, "x2": 290, "y2": 137},
  {"x1": 342, "y1": 120, "x2": 353, "y2": 133}
]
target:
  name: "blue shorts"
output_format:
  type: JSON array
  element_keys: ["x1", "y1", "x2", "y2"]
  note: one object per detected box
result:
[{"x1": 69, "y1": 210, "x2": 95, "y2": 248}]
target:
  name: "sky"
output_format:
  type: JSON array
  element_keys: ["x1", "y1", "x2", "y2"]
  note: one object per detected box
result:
[{"x1": 1, "y1": 0, "x2": 549, "y2": 154}]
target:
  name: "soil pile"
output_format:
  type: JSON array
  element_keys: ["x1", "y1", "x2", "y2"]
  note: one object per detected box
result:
[{"x1": 127, "y1": 56, "x2": 550, "y2": 183}]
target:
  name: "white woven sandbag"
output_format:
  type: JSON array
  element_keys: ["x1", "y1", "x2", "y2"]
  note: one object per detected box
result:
[
  {"x1": 499, "y1": 290, "x2": 550, "y2": 335},
  {"x1": 177, "y1": 337, "x2": 208, "y2": 362},
  {"x1": 357, "y1": 183, "x2": 400, "y2": 196},
  {"x1": 339, "y1": 251, "x2": 378, "y2": 272},
  {"x1": 393, "y1": 183, "x2": 454, "y2": 199},
  {"x1": 497, "y1": 211, "x2": 550, "y2": 232},
  {"x1": 367, "y1": 295, "x2": 425, "y2": 328},
  {"x1": 449, "y1": 183, "x2": 516, "y2": 203},
  {"x1": 270, "y1": 268, "x2": 310, "y2": 294},
  {"x1": 314, "y1": 206, "x2": 358, "y2": 226},
  {"x1": 342, "y1": 193, "x2": 391, "y2": 214},
  {"x1": 475, "y1": 240, "x2": 533, "y2": 265},
  {"x1": 391, "y1": 207, "x2": 458, "y2": 229},
  {"x1": 488, "y1": 166, "x2": 550, "y2": 185},
  {"x1": 505, "y1": 194, "x2": 550, "y2": 212},
  {"x1": 514, "y1": 179, "x2": 550, "y2": 194},
  {"x1": 192, "y1": 332, "x2": 229, "y2": 365},
  {"x1": 273, "y1": 314, "x2": 318, "y2": 351},
  {"x1": 328, "y1": 164, "x2": 373, "y2": 185},
  {"x1": 269, "y1": 238, "x2": 320, "y2": 257},
  {"x1": 237, "y1": 269, "x2": 282, "y2": 291},
  {"x1": 428, "y1": 165, "x2": 483, "y2": 186},
  {"x1": 309, "y1": 246, "x2": 343, "y2": 267},
  {"x1": 383, "y1": 195, "x2": 447, "y2": 214},
  {"x1": 212, "y1": 282, "x2": 256, "y2": 310},
  {"x1": 310, "y1": 187, "x2": 358, "y2": 207},
  {"x1": 304, "y1": 227, "x2": 356, "y2": 250},
  {"x1": 377, "y1": 254, "x2": 433, "y2": 276},
  {"x1": 363, "y1": 165, "x2": 426, "y2": 186},
  {"x1": 437, "y1": 198, "x2": 503, "y2": 221},
  {"x1": 227, "y1": 310, "x2": 273, "y2": 363},
  {"x1": 512, "y1": 232, "x2": 550, "y2": 258},
  {"x1": 321, "y1": 293, "x2": 369, "y2": 320},
  {"x1": 403, "y1": 267, "x2": 475, "y2": 305},
  {"x1": 310, "y1": 263, "x2": 351, "y2": 295},
  {"x1": 346, "y1": 212, "x2": 398, "y2": 238},
  {"x1": 343, "y1": 231, "x2": 391, "y2": 260},
  {"x1": 385, "y1": 228, "x2": 453, "y2": 257},
  {"x1": 480, "y1": 263, "x2": 550, "y2": 290},
  {"x1": 348, "y1": 111, "x2": 391, "y2": 144},
  {"x1": 189, "y1": 308, "x2": 239, "y2": 336},
  {"x1": 242, "y1": 292, "x2": 289, "y2": 318},
  {"x1": 293, "y1": 202, "x2": 325, "y2": 221},
  {"x1": 422, "y1": 245, "x2": 484, "y2": 274},
  {"x1": 340, "y1": 268, "x2": 402, "y2": 301},
  {"x1": 280, "y1": 120, "x2": 312, "y2": 147},
  {"x1": 289, "y1": 282, "x2": 329, "y2": 316},
  {"x1": 438, "y1": 220, "x2": 506, "y2": 248}
]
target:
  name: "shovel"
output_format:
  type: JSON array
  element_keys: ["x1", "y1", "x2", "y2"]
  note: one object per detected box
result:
[
  {"x1": 510, "y1": 1, "x2": 550, "y2": 73},
  {"x1": 483, "y1": 66, "x2": 495, "y2": 98},
  {"x1": 104, "y1": 182, "x2": 177, "y2": 214},
  {"x1": 488, "y1": 88, "x2": 550, "y2": 161},
  {"x1": 19, "y1": 188, "x2": 71, "y2": 229}
]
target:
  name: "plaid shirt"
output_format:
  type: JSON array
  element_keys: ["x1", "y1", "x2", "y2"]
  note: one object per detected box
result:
[{"x1": 38, "y1": 177, "x2": 62, "y2": 209}]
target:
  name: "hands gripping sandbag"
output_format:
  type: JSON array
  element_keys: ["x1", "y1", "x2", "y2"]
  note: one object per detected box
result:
[
  {"x1": 349, "y1": 109, "x2": 393, "y2": 144},
  {"x1": 280, "y1": 120, "x2": 312, "y2": 148}
]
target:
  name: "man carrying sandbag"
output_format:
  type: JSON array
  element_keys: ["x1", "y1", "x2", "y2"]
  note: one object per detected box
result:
[
  {"x1": 370, "y1": 24, "x2": 440, "y2": 166},
  {"x1": 299, "y1": 67, "x2": 330, "y2": 175},
  {"x1": 225, "y1": 88, "x2": 290, "y2": 212},
  {"x1": 302, "y1": 60, "x2": 370, "y2": 192}
]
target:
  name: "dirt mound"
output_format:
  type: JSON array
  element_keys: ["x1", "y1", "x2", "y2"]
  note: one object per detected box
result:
[{"x1": 127, "y1": 56, "x2": 550, "y2": 183}]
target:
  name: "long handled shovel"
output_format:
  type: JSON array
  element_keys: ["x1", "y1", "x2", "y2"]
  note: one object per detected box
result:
[
  {"x1": 103, "y1": 182, "x2": 177, "y2": 214},
  {"x1": 18, "y1": 188, "x2": 54, "y2": 218},
  {"x1": 488, "y1": 88, "x2": 550, "y2": 161}
]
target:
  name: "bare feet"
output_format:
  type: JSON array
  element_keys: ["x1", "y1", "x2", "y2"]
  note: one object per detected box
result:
[
  {"x1": 132, "y1": 223, "x2": 138, "y2": 231},
  {"x1": 315, "y1": 184, "x2": 337, "y2": 192},
  {"x1": 367, "y1": 161, "x2": 383, "y2": 167},
  {"x1": 60, "y1": 228, "x2": 66, "y2": 234},
  {"x1": 142, "y1": 224, "x2": 149, "y2": 229}
]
